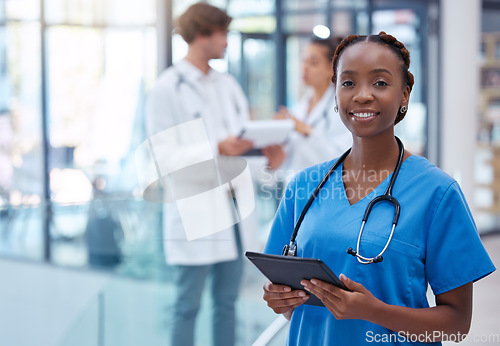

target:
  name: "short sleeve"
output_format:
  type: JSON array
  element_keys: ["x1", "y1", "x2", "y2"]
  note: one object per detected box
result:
[
  {"x1": 264, "y1": 176, "x2": 298, "y2": 255},
  {"x1": 425, "y1": 181, "x2": 496, "y2": 295}
]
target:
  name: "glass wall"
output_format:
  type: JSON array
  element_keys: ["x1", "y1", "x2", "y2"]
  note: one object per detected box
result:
[
  {"x1": 475, "y1": 1, "x2": 500, "y2": 231},
  {"x1": 0, "y1": 0, "x2": 159, "y2": 266},
  {"x1": 227, "y1": 0, "x2": 277, "y2": 120},
  {"x1": 0, "y1": 0, "x2": 44, "y2": 259}
]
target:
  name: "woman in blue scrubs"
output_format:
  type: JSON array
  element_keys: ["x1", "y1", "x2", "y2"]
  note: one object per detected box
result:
[{"x1": 263, "y1": 32, "x2": 496, "y2": 345}]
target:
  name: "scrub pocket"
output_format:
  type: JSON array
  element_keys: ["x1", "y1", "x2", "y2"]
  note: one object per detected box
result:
[
  {"x1": 358, "y1": 231, "x2": 423, "y2": 260},
  {"x1": 354, "y1": 232, "x2": 428, "y2": 309}
]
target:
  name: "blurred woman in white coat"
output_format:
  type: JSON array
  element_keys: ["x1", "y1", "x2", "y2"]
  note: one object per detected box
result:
[{"x1": 264, "y1": 36, "x2": 352, "y2": 181}]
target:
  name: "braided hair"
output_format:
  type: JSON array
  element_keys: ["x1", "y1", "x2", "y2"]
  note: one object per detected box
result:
[{"x1": 332, "y1": 31, "x2": 414, "y2": 124}]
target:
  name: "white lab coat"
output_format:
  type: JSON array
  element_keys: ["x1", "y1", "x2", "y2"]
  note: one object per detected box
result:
[
  {"x1": 280, "y1": 85, "x2": 352, "y2": 181},
  {"x1": 145, "y1": 59, "x2": 258, "y2": 265}
]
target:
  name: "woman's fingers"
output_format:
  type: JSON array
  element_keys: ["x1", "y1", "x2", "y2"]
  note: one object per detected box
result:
[
  {"x1": 263, "y1": 281, "x2": 309, "y2": 313},
  {"x1": 264, "y1": 281, "x2": 291, "y2": 293}
]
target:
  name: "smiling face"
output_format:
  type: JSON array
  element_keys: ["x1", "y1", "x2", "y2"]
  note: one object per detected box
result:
[{"x1": 335, "y1": 41, "x2": 410, "y2": 139}]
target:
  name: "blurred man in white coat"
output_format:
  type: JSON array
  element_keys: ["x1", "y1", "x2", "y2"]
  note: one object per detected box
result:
[{"x1": 145, "y1": 3, "x2": 256, "y2": 346}]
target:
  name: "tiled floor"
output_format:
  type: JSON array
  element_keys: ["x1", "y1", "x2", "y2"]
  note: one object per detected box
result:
[{"x1": 444, "y1": 234, "x2": 500, "y2": 345}]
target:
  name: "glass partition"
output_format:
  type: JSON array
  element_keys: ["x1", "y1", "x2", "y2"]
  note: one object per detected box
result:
[
  {"x1": 283, "y1": 13, "x2": 327, "y2": 34},
  {"x1": 476, "y1": 2, "x2": 500, "y2": 232},
  {"x1": 45, "y1": 0, "x2": 155, "y2": 26},
  {"x1": 228, "y1": 0, "x2": 274, "y2": 17},
  {"x1": 44, "y1": 0, "x2": 103, "y2": 25},
  {"x1": 242, "y1": 37, "x2": 276, "y2": 120},
  {"x1": 0, "y1": 0, "x2": 159, "y2": 269},
  {"x1": 284, "y1": 1, "x2": 328, "y2": 12},
  {"x1": 0, "y1": 15, "x2": 44, "y2": 237},
  {"x1": 285, "y1": 36, "x2": 308, "y2": 109},
  {"x1": 3, "y1": 0, "x2": 39, "y2": 21},
  {"x1": 55, "y1": 259, "x2": 287, "y2": 346},
  {"x1": 0, "y1": 204, "x2": 44, "y2": 261}
]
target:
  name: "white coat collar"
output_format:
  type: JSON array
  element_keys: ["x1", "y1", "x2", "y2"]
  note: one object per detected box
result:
[
  {"x1": 301, "y1": 85, "x2": 335, "y2": 125},
  {"x1": 176, "y1": 59, "x2": 218, "y2": 83}
]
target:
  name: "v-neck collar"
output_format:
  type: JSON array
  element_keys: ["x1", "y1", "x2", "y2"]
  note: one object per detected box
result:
[{"x1": 335, "y1": 155, "x2": 413, "y2": 208}]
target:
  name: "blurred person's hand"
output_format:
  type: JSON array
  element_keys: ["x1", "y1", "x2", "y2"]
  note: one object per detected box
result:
[
  {"x1": 218, "y1": 136, "x2": 254, "y2": 156},
  {"x1": 262, "y1": 145, "x2": 285, "y2": 170},
  {"x1": 274, "y1": 106, "x2": 312, "y2": 136}
]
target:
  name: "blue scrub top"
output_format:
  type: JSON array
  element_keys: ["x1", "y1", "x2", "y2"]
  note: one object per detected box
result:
[{"x1": 265, "y1": 155, "x2": 495, "y2": 346}]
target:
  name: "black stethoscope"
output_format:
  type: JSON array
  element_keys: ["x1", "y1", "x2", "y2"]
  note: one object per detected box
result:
[{"x1": 282, "y1": 136, "x2": 404, "y2": 264}]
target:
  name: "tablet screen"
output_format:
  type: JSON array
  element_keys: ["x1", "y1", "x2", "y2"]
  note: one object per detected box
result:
[{"x1": 238, "y1": 120, "x2": 294, "y2": 148}]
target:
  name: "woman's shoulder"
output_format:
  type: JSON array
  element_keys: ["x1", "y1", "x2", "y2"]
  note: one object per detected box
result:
[
  {"x1": 403, "y1": 154, "x2": 457, "y2": 191},
  {"x1": 291, "y1": 158, "x2": 339, "y2": 186},
  {"x1": 289, "y1": 154, "x2": 458, "y2": 193}
]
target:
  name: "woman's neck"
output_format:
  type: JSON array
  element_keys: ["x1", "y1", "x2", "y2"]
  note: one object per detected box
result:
[
  {"x1": 341, "y1": 134, "x2": 402, "y2": 205},
  {"x1": 346, "y1": 134, "x2": 401, "y2": 172}
]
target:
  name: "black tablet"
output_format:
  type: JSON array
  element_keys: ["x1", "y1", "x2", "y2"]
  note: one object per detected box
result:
[{"x1": 245, "y1": 251, "x2": 348, "y2": 306}]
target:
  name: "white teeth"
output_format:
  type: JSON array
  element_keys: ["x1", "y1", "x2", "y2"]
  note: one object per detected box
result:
[{"x1": 352, "y1": 113, "x2": 376, "y2": 118}]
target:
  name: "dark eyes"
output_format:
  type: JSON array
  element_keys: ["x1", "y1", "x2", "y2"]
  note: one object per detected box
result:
[
  {"x1": 341, "y1": 81, "x2": 354, "y2": 87},
  {"x1": 340, "y1": 80, "x2": 388, "y2": 87}
]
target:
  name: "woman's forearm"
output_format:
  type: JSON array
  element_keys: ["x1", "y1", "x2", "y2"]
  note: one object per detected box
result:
[
  {"x1": 368, "y1": 294, "x2": 471, "y2": 342},
  {"x1": 302, "y1": 272, "x2": 473, "y2": 342}
]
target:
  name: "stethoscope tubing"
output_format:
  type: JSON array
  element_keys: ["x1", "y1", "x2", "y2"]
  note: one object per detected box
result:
[
  {"x1": 282, "y1": 148, "x2": 351, "y2": 257},
  {"x1": 283, "y1": 137, "x2": 404, "y2": 265}
]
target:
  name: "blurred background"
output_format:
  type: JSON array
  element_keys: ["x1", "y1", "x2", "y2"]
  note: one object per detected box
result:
[{"x1": 0, "y1": 0, "x2": 499, "y2": 345}]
